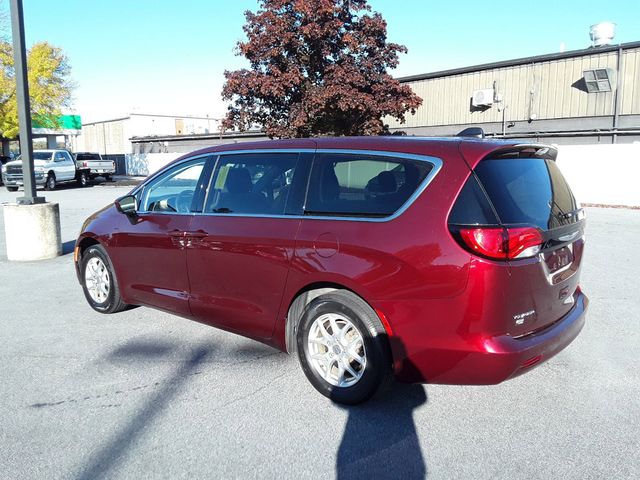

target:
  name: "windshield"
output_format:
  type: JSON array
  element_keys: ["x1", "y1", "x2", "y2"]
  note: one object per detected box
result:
[{"x1": 15, "y1": 152, "x2": 53, "y2": 161}]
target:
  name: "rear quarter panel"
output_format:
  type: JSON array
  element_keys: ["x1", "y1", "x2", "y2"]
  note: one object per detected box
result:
[{"x1": 272, "y1": 143, "x2": 474, "y2": 353}]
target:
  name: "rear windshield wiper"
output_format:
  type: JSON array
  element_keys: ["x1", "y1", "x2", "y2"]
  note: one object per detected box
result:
[
  {"x1": 561, "y1": 207, "x2": 584, "y2": 220},
  {"x1": 549, "y1": 200, "x2": 569, "y2": 225}
]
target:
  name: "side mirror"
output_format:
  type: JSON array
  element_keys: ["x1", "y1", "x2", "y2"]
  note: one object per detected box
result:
[{"x1": 115, "y1": 195, "x2": 138, "y2": 216}]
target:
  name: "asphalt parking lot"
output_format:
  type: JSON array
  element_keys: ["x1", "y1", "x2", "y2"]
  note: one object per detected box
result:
[{"x1": 0, "y1": 184, "x2": 638, "y2": 480}]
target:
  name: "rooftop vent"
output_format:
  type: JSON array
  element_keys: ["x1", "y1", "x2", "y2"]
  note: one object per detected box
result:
[{"x1": 590, "y1": 22, "x2": 616, "y2": 47}]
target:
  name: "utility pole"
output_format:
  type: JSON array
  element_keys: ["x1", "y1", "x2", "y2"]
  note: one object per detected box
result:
[
  {"x1": 3, "y1": 0, "x2": 60, "y2": 262},
  {"x1": 10, "y1": 0, "x2": 44, "y2": 204}
]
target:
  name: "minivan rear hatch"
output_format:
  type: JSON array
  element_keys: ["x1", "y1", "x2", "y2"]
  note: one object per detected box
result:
[{"x1": 451, "y1": 144, "x2": 586, "y2": 337}]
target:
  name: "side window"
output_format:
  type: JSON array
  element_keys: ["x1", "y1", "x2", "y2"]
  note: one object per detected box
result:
[
  {"x1": 448, "y1": 174, "x2": 499, "y2": 225},
  {"x1": 55, "y1": 152, "x2": 66, "y2": 162},
  {"x1": 204, "y1": 153, "x2": 298, "y2": 215},
  {"x1": 305, "y1": 153, "x2": 433, "y2": 217},
  {"x1": 140, "y1": 158, "x2": 207, "y2": 213}
]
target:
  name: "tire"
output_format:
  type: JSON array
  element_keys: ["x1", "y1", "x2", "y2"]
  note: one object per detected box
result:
[
  {"x1": 296, "y1": 290, "x2": 393, "y2": 405},
  {"x1": 104, "y1": 174, "x2": 111, "y2": 182},
  {"x1": 80, "y1": 244, "x2": 129, "y2": 314},
  {"x1": 77, "y1": 171, "x2": 89, "y2": 187},
  {"x1": 44, "y1": 173, "x2": 56, "y2": 191},
  {"x1": 6, "y1": 186, "x2": 18, "y2": 192}
]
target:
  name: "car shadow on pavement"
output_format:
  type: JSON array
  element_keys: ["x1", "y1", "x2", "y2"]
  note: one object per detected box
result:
[
  {"x1": 336, "y1": 382, "x2": 428, "y2": 479},
  {"x1": 74, "y1": 340, "x2": 213, "y2": 480},
  {"x1": 336, "y1": 334, "x2": 428, "y2": 479}
]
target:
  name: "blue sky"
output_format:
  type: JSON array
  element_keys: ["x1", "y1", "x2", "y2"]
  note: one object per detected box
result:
[{"x1": 4, "y1": 0, "x2": 639, "y2": 122}]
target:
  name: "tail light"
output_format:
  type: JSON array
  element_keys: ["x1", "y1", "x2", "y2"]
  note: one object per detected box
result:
[
  {"x1": 82, "y1": 161, "x2": 88, "y2": 167},
  {"x1": 455, "y1": 226, "x2": 543, "y2": 260},
  {"x1": 112, "y1": 161, "x2": 115, "y2": 169}
]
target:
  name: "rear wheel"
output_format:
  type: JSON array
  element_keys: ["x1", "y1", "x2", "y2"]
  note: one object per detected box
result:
[
  {"x1": 6, "y1": 186, "x2": 18, "y2": 192},
  {"x1": 44, "y1": 173, "x2": 56, "y2": 191},
  {"x1": 296, "y1": 290, "x2": 393, "y2": 404},
  {"x1": 81, "y1": 244, "x2": 128, "y2": 313},
  {"x1": 77, "y1": 170, "x2": 89, "y2": 187},
  {"x1": 104, "y1": 173, "x2": 112, "y2": 182}
]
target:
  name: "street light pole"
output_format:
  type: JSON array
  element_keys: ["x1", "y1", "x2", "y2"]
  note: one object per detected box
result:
[{"x1": 9, "y1": 0, "x2": 44, "y2": 205}]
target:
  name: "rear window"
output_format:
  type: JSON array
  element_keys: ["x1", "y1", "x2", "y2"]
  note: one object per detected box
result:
[
  {"x1": 76, "y1": 153, "x2": 101, "y2": 161},
  {"x1": 305, "y1": 153, "x2": 433, "y2": 217},
  {"x1": 474, "y1": 158, "x2": 579, "y2": 230}
]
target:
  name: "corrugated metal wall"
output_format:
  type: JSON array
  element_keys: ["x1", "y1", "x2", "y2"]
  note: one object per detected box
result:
[
  {"x1": 78, "y1": 119, "x2": 128, "y2": 155},
  {"x1": 621, "y1": 48, "x2": 640, "y2": 115},
  {"x1": 388, "y1": 47, "x2": 640, "y2": 129}
]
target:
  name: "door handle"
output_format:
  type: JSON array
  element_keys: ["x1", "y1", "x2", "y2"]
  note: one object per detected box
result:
[
  {"x1": 184, "y1": 230, "x2": 208, "y2": 247},
  {"x1": 185, "y1": 230, "x2": 208, "y2": 238},
  {"x1": 168, "y1": 229, "x2": 187, "y2": 247}
]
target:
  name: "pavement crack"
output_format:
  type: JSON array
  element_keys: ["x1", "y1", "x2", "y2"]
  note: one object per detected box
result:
[{"x1": 215, "y1": 372, "x2": 289, "y2": 410}]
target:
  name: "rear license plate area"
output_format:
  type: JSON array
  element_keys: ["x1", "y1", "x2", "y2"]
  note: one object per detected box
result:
[{"x1": 544, "y1": 246, "x2": 573, "y2": 273}]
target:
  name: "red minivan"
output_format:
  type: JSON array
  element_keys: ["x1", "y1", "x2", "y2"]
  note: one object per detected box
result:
[{"x1": 75, "y1": 137, "x2": 588, "y2": 404}]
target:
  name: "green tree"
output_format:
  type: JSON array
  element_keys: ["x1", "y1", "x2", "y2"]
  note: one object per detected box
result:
[
  {"x1": 0, "y1": 7, "x2": 74, "y2": 139},
  {"x1": 222, "y1": 0, "x2": 421, "y2": 138}
]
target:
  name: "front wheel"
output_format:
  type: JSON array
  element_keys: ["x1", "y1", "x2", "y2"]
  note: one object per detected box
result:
[
  {"x1": 296, "y1": 290, "x2": 393, "y2": 405},
  {"x1": 81, "y1": 244, "x2": 129, "y2": 313}
]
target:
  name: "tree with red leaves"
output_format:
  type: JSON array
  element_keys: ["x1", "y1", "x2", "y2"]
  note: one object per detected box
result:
[{"x1": 221, "y1": 0, "x2": 422, "y2": 138}]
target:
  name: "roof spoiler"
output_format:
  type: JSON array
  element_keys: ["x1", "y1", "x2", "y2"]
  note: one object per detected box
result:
[{"x1": 457, "y1": 127, "x2": 485, "y2": 138}]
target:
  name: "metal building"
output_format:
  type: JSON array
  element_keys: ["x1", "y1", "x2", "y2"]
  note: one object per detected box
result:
[
  {"x1": 72, "y1": 113, "x2": 221, "y2": 155},
  {"x1": 387, "y1": 41, "x2": 640, "y2": 144}
]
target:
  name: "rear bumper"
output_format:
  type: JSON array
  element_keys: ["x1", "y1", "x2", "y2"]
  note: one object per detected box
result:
[
  {"x1": 393, "y1": 290, "x2": 588, "y2": 384},
  {"x1": 88, "y1": 169, "x2": 115, "y2": 176}
]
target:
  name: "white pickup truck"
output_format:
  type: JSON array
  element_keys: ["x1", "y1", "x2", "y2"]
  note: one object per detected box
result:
[
  {"x1": 1, "y1": 149, "x2": 84, "y2": 191},
  {"x1": 74, "y1": 152, "x2": 116, "y2": 183}
]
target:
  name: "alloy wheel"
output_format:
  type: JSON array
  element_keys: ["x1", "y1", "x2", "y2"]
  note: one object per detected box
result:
[
  {"x1": 84, "y1": 257, "x2": 110, "y2": 303},
  {"x1": 307, "y1": 313, "x2": 367, "y2": 387}
]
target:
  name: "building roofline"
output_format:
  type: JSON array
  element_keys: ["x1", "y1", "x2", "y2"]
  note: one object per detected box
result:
[
  {"x1": 82, "y1": 116, "x2": 130, "y2": 126},
  {"x1": 82, "y1": 113, "x2": 221, "y2": 127},
  {"x1": 397, "y1": 40, "x2": 640, "y2": 83},
  {"x1": 129, "y1": 112, "x2": 222, "y2": 120},
  {"x1": 130, "y1": 130, "x2": 265, "y2": 143}
]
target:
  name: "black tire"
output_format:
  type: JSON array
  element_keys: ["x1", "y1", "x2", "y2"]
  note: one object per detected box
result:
[
  {"x1": 104, "y1": 174, "x2": 111, "y2": 182},
  {"x1": 296, "y1": 290, "x2": 393, "y2": 405},
  {"x1": 6, "y1": 186, "x2": 18, "y2": 192},
  {"x1": 44, "y1": 172, "x2": 56, "y2": 191},
  {"x1": 77, "y1": 171, "x2": 89, "y2": 187},
  {"x1": 80, "y1": 244, "x2": 129, "y2": 314}
]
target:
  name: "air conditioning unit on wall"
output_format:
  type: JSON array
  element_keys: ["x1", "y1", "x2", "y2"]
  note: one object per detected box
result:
[{"x1": 471, "y1": 89, "x2": 494, "y2": 107}]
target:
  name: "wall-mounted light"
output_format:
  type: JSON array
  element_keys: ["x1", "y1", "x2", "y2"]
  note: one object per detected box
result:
[{"x1": 583, "y1": 68, "x2": 615, "y2": 93}]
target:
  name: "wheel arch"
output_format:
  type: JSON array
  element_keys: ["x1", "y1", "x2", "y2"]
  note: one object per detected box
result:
[
  {"x1": 76, "y1": 235, "x2": 101, "y2": 261},
  {"x1": 283, "y1": 281, "x2": 390, "y2": 354}
]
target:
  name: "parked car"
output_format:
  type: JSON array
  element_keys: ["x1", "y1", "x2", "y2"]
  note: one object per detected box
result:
[
  {"x1": 74, "y1": 152, "x2": 116, "y2": 183},
  {"x1": 0, "y1": 155, "x2": 11, "y2": 185},
  {"x1": 2, "y1": 149, "x2": 90, "y2": 191},
  {"x1": 74, "y1": 137, "x2": 588, "y2": 404}
]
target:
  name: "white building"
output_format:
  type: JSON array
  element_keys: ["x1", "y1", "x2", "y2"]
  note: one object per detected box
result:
[{"x1": 71, "y1": 113, "x2": 221, "y2": 155}]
